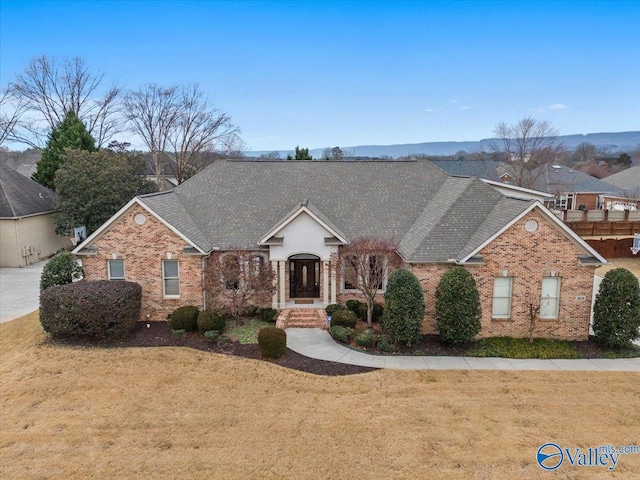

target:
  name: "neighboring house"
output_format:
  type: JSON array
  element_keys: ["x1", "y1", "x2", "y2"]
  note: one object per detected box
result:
[
  {"x1": 431, "y1": 160, "x2": 638, "y2": 211},
  {"x1": 603, "y1": 165, "x2": 640, "y2": 203},
  {"x1": 74, "y1": 159, "x2": 607, "y2": 341},
  {"x1": 0, "y1": 163, "x2": 69, "y2": 267}
]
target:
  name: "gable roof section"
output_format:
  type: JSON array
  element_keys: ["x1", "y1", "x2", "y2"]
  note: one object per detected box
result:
[
  {"x1": 72, "y1": 196, "x2": 207, "y2": 255},
  {"x1": 0, "y1": 163, "x2": 57, "y2": 218},
  {"x1": 459, "y1": 201, "x2": 607, "y2": 264},
  {"x1": 259, "y1": 200, "x2": 348, "y2": 245}
]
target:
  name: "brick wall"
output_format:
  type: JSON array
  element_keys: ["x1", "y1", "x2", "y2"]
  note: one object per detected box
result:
[
  {"x1": 410, "y1": 209, "x2": 596, "y2": 341},
  {"x1": 81, "y1": 204, "x2": 204, "y2": 321}
]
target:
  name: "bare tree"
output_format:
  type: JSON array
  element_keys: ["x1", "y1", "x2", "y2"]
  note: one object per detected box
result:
[
  {"x1": 333, "y1": 237, "x2": 402, "y2": 328},
  {"x1": 167, "y1": 84, "x2": 240, "y2": 184},
  {"x1": 0, "y1": 88, "x2": 26, "y2": 146},
  {"x1": 7, "y1": 55, "x2": 122, "y2": 148},
  {"x1": 491, "y1": 117, "x2": 564, "y2": 189},
  {"x1": 204, "y1": 251, "x2": 275, "y2": 322},
  {"x1": 572, "y1": 141, "x2": 598, "y2": 165},
  {"x1": 123, "y1": 84, "x2": 180, "y2": 188}
]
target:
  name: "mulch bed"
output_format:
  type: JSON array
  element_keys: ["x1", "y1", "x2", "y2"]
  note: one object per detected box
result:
[{"x1": 49, "y1": 322, "x2": 634, "y2": 377}]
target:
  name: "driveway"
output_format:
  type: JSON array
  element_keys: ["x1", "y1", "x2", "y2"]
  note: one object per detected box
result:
[{"x1": 0, "y1": 261, "x2": 46, "y2": 323}]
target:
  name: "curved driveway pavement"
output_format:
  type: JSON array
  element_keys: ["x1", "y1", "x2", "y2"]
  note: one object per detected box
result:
[{"x1": 0, "y1": 262, "x2": 45, "y2": 323}]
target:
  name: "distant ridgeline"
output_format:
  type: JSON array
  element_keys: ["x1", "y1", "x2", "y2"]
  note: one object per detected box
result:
[{"x1": 247, "y1": 131, "x2": 640, "y2": 160}]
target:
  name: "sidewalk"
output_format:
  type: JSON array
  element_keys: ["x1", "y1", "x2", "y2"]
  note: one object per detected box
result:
[{"x1": 285, "y1": 328, "x2": 640, "y2": 372}]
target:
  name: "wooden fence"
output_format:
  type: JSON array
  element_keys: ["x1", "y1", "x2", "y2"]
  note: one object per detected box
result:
[{"x1": 584, "y1": 238, "x2": 638, "y2": 259}]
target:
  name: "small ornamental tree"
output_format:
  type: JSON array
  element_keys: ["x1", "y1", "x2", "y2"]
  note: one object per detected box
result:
[
  {"x1": 333, "y1": 236, "x2": 401, "y2": 328},
  {"x1": 40, "y1": 251, "x2": 83, "y2": 291},
  {"x1": 32, "y1": 111, "x2": 96, "y2": 190},
  {"x1": 205, "y1": 251, "x2": 275, "y2": 321},
  {"x1": 435, "y1": 267, "x2": 482, "y2": 345},
  {"x1": 593, "y1": 268, "x2": 640, "y2": 348},
  {"x1": 382, "y1": 269, "x2": 425, "y2": 346}
]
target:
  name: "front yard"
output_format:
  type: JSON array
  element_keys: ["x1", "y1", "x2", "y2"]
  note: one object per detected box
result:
[{"x1": 1, "y1": 312, "x2": 639, "y2": 479}]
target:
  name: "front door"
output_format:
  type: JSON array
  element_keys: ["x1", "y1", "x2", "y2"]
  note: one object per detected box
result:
[{"x1": 291, "y1": 259, "x2": 320, "y2": 298}]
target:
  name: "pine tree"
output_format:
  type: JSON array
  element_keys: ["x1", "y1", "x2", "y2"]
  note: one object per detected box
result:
[{"x1": 32, "y1": 111, "x2": 96, "y2": 190}]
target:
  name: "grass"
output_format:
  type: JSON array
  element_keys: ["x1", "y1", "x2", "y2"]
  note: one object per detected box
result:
[
  {"x1": 225, "y1": 317, "x2": 272, "y2": 344},
  {"x1": 2, "y1": 312, "x2": 640, "y2": 479},
  {"x1": 469, "y1": 337, "x2": 582, "y2": 359}
]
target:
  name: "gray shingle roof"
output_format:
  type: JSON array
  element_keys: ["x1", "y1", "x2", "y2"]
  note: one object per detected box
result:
[
  {"x1": 431, "y1": 160, "x2": 620, "y2": 194},
  {"x1": 0, "y1": 163, "x2": 57, "y2": 218},
  {"x1": 136, "y1": 159, "x2": 537, "y2": 262},
  {"x1": 603, "y1": 166, "x2": 640, "y2": 190}
]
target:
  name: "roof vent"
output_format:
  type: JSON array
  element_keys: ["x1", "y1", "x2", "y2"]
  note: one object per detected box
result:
[
  {"x1": 301, "y1": 199, "x2": 309, "y2": 207},
  {"x1": 552, "y1": 165, "x2": 562, "y2": 169}
]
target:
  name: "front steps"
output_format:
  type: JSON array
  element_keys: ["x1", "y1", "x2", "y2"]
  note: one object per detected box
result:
[{"x1": 276, "y1": 308, "x2": 328, "y2": 330}]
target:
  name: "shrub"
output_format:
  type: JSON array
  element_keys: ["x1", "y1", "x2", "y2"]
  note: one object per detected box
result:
[
  {"x1": 376, "y1": 335, "x2": 398, "y2": 353},
  {"x1": 170, "y1": 306, "x2": 199, "y2": 331},
  {"x1": 593, "y1": 268, "x2": 640, "y2": 348},
  {"x1": 382, "y1": 269, "x2": 425, "y2": 346},
  {"x1": 372, "y1": 302, "x2": 384, "y2": 323},
  {"x1": 40, "y1": 251, "x2": 83, "y2": 291},
  {"x1": 355, "y1": 328, "x2": 375, "y2": 347},
  {"x1": 325, "y1": 303, "x2": 345, "y2": 316},
  {"x1": 203, "y1": 330, "x2": 220, "y2": 341},
  {"x1": 346, "y1": 299, "x2": 364, "y2": 318},
  {"x1": 39, "y1": 280, "x2": 141, "y2": 340},
  {"x1": 258, "y1": 327, "x2": 287, "y2": 358},
  {"x1": 197, "y1": 310, "x2": 226, "y2": 334},
  {"x1": 330, "y1": 308, "x2": 358, "y2": 328},
  {"x1": 259, "y1": 307, "x2": 278, "y2": 323},
  {"x1": 330, "y1": 325, "x2": 354, "y2": 343},
  {"x1": 435, "y1": 267, "x2": 482, "y2": 345}
]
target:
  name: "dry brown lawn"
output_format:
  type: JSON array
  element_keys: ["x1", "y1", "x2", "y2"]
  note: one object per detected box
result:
[{"x1": 1, "y1": 313, "x2": 639, "y2": 480}]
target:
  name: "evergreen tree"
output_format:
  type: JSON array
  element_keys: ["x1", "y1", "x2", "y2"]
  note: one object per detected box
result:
[
  {"x1": 593, "y1": 268, "x2": 640, "y2": 348},
  {"x1": 32, "y1": 111, "x2": 96, "y2": 190},
  {"x1": 286, "y1": 146, "x2": 312, "y2": 160},
  {"x1": 435, "y1": 267, "x2": 482, "y2": 344}
]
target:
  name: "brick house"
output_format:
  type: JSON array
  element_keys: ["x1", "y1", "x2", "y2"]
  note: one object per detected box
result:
[{"x1": 74, "y1": 159, "x2": 606, "y2": 341}]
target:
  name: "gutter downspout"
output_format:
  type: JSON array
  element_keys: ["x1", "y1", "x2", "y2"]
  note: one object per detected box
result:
[{"x1": 14, "y1": 218, "x2": 21, "y2": 268}]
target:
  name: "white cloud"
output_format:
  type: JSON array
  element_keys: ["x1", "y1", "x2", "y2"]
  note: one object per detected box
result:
[
  {"x1": 458, "y1": 106, "x2": 472, "y2": 111},
  {"x1": 425, "y1": 108, "x2": 436, "y2": 113},
  {"x1": 448, "y1": 99, "x2": 458, "y2": 104},
  {"x1": 548, "y1": 103, "x2": 569, "y2": 110}
]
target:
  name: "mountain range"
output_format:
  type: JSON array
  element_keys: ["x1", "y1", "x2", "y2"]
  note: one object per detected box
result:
[{"x1": 248, "y1": 131, "x2": 640, "y2": 159}]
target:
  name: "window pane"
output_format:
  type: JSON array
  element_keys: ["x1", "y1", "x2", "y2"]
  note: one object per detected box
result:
[
  {"x1": 540, "y1": 277, "x2": 560, "y2": 319},
  {"x1": 109, "y1": 260, "x2": 124, "y2": 279},
  {"x1": 541, "y1": 277, "x2": 559, "y2": 297},
  {"x1": 492, "y1": 298, "x2": 510, "y2": 317},
  {"x1": 164, "y1": 260, "x2": 179, "y2": 278},
  {"x1": 493, "y1": 278, "x2": 511, "y2": 297},
  {"x1": 164, "y1": 278, "x2": 180, "y2": 296},
  {"x1": 492, "y1": 277, "x2": 512, "y2": 318}
]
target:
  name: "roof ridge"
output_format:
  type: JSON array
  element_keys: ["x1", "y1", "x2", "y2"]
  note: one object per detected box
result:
[{"x1": 0, "y1": 173, "x2": 18, "y2": 217}]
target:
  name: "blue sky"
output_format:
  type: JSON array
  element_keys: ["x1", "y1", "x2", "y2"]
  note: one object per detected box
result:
[{"x1": 1, "y1": 0, "x2": 638, "y2": 151}]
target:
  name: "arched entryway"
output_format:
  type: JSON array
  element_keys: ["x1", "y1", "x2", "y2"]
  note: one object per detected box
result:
[{"x1": 289, "y1": 254, "x2": 320, "y2": 299}]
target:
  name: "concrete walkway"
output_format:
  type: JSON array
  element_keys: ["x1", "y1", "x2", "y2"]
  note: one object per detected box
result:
[
  {"x1": 0, "y1": 262, "x2": 46, "y2": 323},
  {"x1": 286, "y1": 328, "x2": 640, "y2": 372}
]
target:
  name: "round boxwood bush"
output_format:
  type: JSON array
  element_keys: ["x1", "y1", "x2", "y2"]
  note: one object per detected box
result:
[
  {"x1": 197, "y1": 309, "x2": 226, "y2": 334},
  {"x1": 39, "y1": 280, "x2": 141, "y2": 340},
  {"x1": 325, "y1": 303, "x2": 345, "y2": 316},
  {"x1": 40, "y1": 251, "x2": 83, "y2": 291},
  {"x1": 330, "y1": 325, "x2": 355, "y2": 343},
  {"x1": 355, "y1": 328, "x2": 375, "y2": 347},
  {"x1": 330, "y1": 308, "x2": 358, "y2": 328},
  {"x1": 382, "y1": 269, "x2": 425, "y2": 346},
  {"x1": 259, "y1": 307, "x2": 278, "y2": 323},
  {"x1": 593, "y1": 268, "x2": 640, "y2": 348},
  {"x1": 170, "y1": 306, "x2": 199, "y2": 331},
  {"x1": 346, "y1": 299, "x2": 364, "y2": 317},
  {"x1": 435, "y1": 267, "x2": 481, "y2": 345},
  {"x1": 258, "y1": 327, "x2": 287, "y2": 358}
]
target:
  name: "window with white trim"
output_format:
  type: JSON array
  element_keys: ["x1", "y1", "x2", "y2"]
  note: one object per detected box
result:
[
  {"x1": 343, "y1": 255, "x2": 358, "y2": 290},
  {"x1": 162, "y1": 260, "x2": 180, "y2": 297},
  {"x1": 108, "y1": 259, "x2": 125, "y2": 280},
  {"x1": 540, "y1": 277, "x2": 561, "y2": 319},
  {"x1": 492, "y1": 277, "x2": 512, "y2": 319}
]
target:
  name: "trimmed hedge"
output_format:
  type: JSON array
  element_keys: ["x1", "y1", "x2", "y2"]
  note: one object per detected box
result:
[
  {"x1": 355, "y1": 328, "x2": 375, "y2": 347},
  {"x1": 346, "y1": 299, "x2": 364, "y2": 317},
  {"x1": 197, "y1": 310, "x2": 226, "y2": 334},
  {"x1": 258, "y1": 327, "x2": 287, "y2": 358},
  {"x1": 259, "y1": 307, "x2": 278, "y2": 323},
  {"x1": 435, "y1": 267, "x2": 481, "y2": 345},
  {"x1": 170, "y1": 306, "x2": 199, "y2": 331},
  {"x1": 593, "y1": 268, "x2": 640, "y2": 348},
  {"x1": 330, "y1": 308, "x2": 358, "y2": 328},
  {"x1": 382, "y1": 269, "x2": 425, "y2": 346},
  {"x1": 39, "y1": 280, "x2": 141, "y2": 340},
  {"x1": 40, "y1": 251, "x2": 83, "y2": 291},
  {"x1": 325, "y1": 303, "x2": 345, "y2": 316},
  {"x1": 330, "y1": 325, "x2": 355, "y2": 343}
]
